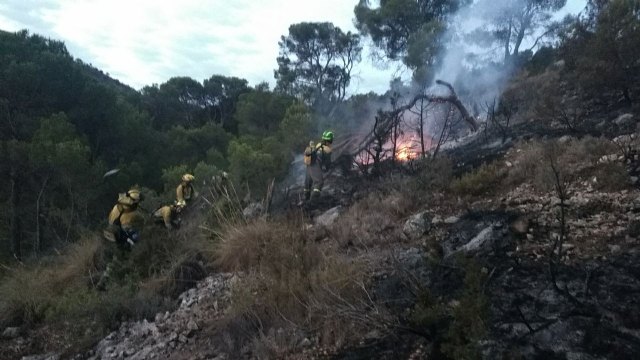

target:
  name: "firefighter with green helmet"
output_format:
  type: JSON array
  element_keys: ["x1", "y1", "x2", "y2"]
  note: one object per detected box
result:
[{"x1": 303, "y1": 130, "x2": 333, "y2": 201}]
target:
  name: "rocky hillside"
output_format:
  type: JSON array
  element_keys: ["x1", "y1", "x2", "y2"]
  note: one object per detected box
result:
[
  {"x1": 5, "y1": 62, "x2": 640, "y2": 357},
  {"x1": 6, "y1": 111, "x2": 626, "y2": 360}
]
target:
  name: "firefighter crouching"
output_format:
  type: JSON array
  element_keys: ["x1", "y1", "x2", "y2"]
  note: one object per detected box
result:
[
  {"x1": 98, "y1": 187, "x2": 144, "y2": 290},
  {"x1": 153, "y1": 203, "x2": 183, "y2": 229},
  {"x1": 103, "y1": 187, "x2": 145, "y2": 247}
]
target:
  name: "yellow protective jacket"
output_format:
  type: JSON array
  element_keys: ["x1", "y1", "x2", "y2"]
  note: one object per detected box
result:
[
  {"x1": 304, "y1": 142, "x2": 332, "y2": 168},
  {"x1": 176, "y1": 182, "x2": 194, "y2": 206},
  {"x1": 108, "y1": 204, "x2": 144, "y2": 231},
  {"x1": 153, "y1": 205, "x2": 175, "y2": 229}
]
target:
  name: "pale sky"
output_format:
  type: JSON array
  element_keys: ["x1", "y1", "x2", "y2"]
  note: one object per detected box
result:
[{"x1": 0, "y1": 0, "x2": 586, "y2": 95}]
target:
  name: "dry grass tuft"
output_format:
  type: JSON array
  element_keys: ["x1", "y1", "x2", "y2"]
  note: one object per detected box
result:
[
  {"x1": 0, "y1": 236, "x2": 103, "y2": 326},
  {"x1": 213, "y1": 216, "x2": 368, "y2": 356},
  {"x1": 505, "y1": 136, "x2": 627, "y2": 192},
  {"x1": 330, "y1": 191, "x2": 413, "y2": 249}
]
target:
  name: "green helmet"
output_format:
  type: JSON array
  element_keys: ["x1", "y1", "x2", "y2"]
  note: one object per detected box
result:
[{"x1": 322, "y1": 130, "x2": 334, "y2": 142}]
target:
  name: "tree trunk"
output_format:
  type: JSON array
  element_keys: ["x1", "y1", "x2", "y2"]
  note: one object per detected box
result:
[
  {"x1": 65, "y1": 184, "x2": 75, "y2": 243},
  {"x1": 9, "y1": 170, "x2": 21, "y2": 261},
  {"x1": 35, "y1": 175, "x2": 49, "y2": 254},
  {"x1": 391, "y1": 115, "x2": 400, "y2": 166},
  {"x1": 432, "y1": 105, "x2": 452, "y2": 160},
  {"x1": 512, "y1": 11, "x2": 532, "y2": 60},
  {"x1": 504, "y1": 18, "x2": 513, "y2": 63},
  {"x1": 419, "y1": 98, "x2": 426, "y2": 158}
]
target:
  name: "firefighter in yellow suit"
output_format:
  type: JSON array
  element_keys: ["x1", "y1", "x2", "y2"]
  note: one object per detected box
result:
[
  {"x1": 303, "y1": 131, "x2": 333, "y2": 201},
  {"x1": 98, "y1": 187, "x2": 144, "y2": 290},
  {"x1": 153, "y1": 204, "x2": 183, "y2": 229},
  {"x1": 104, "y1": 187, "x2": 145, "y2": 247},
  {"x1": 176, "y1": 173, "x2": 195, "y2": 206}
]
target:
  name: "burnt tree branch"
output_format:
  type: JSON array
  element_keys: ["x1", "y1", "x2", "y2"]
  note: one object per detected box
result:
[{"x1": 352, "y1": 80, "x2": 478, "y2": 157}]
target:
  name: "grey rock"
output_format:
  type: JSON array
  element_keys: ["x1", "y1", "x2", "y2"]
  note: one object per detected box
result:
[
  {"x1": 299, "y1": 337, "x2": 312, "y2": 347},
  {"x1": 558, "y1": 135, "x2": 574, "y2": 144},
  {"x1": 169, "y1": 331, "x2": 178, "y2": 342},
  {"x1": 460, "y1": 226, "x2": 495, "y2": 253},
  {"x1": 628, "y1": 219, "x2": 640, "y2": 237},
  {"x1": 314, "y1": 206, "x2": 342, "y2": 227},
  {"x1": 242, "y1": 202, "x2": 263, "y2": 220},
  {"x1": 609, "y1": 244, "x2": 622, "y2": 254},
  {"x1": 444, "y1": 215, "x2": 460, "y2": 224},
  {"x1": 510, "y1": 216, "x2": 530, "y2": 235},
  {"x1": 403, "y1": 211, "x2": 431, "y2": 240},
  {"x1": 20, "y1": 354, "x2": 59, "y2": 360},
  {"x1": 614, "y1": 113, "x2": 634, "y2": 127},
  {"x1": 2, "y1": 326, "x2": 20, "y2": 339}
]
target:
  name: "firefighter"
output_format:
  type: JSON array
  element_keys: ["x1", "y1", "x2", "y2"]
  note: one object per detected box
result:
[
  {"x1": 176, "y1": 173, "x2": 196, "y2": 206},
  {"x1": 98, "y1": 187, "x2": 145, "y2": 290},
  {"x1": 153, "y1": 203, "x2": 183, "y2": 229},
  {"x1": 303, "y1": 130, "x2": 333, "y2": 201},
  {"x1": 104, "y1": 187, "x2": 145, "y2": 247}
]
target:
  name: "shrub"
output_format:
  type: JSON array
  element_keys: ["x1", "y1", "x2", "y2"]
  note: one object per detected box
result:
[
  {"x1": 410, "y1": 258, "x2": 489, "y2": 360},
  {"x1": 330, "y1": 191, "x2": 412, "y2": 249},
  {"x1": 506, "y1": 137, "x2": 622, "y2": 192},
  {"x1": 215, "y1": 217, "x2": 366, "y2": 356},
  {"x1": 0, "y1": 237, "x2": 103, "y2": 326},
  {"x1": 450, "y1": 162, "x2": 504, "y2": 197},
  {"x1": 414, "y1": 156, "x2": 454, "y2": 192},
  {"x1": 592, "y1": 162, "x2": 630, "y2": 192}
]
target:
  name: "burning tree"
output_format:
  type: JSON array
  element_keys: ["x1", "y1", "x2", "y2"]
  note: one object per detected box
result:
[{"x1": 353, "y1": 80, "x2": 478, "y2": 166}]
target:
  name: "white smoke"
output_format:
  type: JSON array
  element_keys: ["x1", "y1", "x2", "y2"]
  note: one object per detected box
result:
[{"x1": 431, "y1": 0, "x2": 529, "y2": 104}]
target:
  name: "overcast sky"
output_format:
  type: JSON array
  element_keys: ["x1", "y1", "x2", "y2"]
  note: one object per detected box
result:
[{"x1": 0, "y1": 0, "x2": 586, "y2": 94}]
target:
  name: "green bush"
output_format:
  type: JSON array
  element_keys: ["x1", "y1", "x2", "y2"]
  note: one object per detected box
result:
[
  {"x1": 451, "y1": 162, "x2": 504, "y2": 197},
  {"x1": 415, "y1": 156, "x2": 454, "y2": 192},
  {"x1": 410, "y1": 258, "x2": 489, "y2": 360}
]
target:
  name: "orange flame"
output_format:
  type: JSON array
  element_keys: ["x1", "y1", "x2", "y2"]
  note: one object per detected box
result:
[
  {"x1": 355, "y1": 134, "x2": 433, "y2": 166},
  {"x1": 396, "y1": 142, "x2": 414, "y2": 161},
  {"x1": 395, "y1": 136, "x2": 421, "y2": 161}
]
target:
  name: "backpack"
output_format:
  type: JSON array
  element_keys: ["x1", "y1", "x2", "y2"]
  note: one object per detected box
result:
[{"x1": 303, "y1": 141, "x2": 315, "y2": 166}]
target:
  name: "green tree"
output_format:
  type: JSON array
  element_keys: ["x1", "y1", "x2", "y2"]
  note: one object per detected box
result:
[
  {"x1": 469, "y1": 0, "x2": 566, "y2": 63},
  {"x1": 278, "y1": 101, "x2": 313, "y2": 150},
  {"x1": 202, "y1": 75, "x2": 250, "y2": 134},
  {"x1": 142, "y1": 77, "x2": 206, "y2": 130},
  {"x1": 234, "y1": 84, "x2": 294, "y2": 137},
  {"x1": 164, "y1": 123, "x2": 231, "y2": 170},
  {"x1": 354, "y1": 0, "x2": 469, "y2": 79},
  {"x1": 228, "y1": 140, "x2": 280, "y2": 197},
  {"x1": 275, "y1": 22, "x2": 362, "y2": 111},
  {"x1": 577, "y1": 0, "x2": 640, "y2": 103},
  {"x1": 30, "y1": 113, "x2": 93, "y2": 252}
]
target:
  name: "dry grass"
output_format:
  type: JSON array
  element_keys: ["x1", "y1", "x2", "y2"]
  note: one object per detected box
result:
[
  {"x1": 0, "y1": 236, "x2": 103, "y2": 326},
  {"x1": 214, "y1": 219, "x2": 302, "y2": 272},
  {"x1": 213, "y1": 216, "x2": 369, "y2": 357},
  {"x1": 330, "y1": 191, "x2": 414, "y2": 249},
  {"x1": 505, "y1": 136, "x2": 626, "y2": 192}
]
